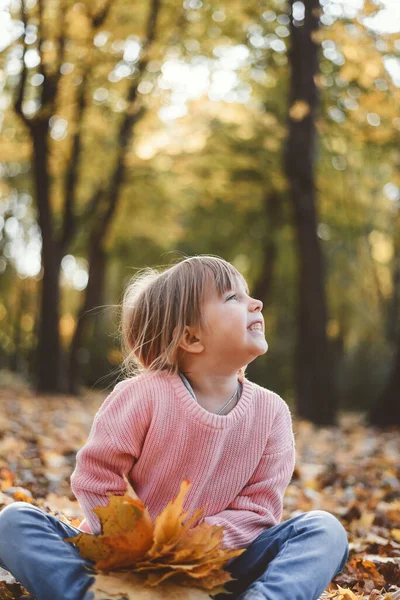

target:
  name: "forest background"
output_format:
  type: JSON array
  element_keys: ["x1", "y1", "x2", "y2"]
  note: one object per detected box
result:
[{"x1": 0, "y1": 0, "x2": 399, "y2": 427}]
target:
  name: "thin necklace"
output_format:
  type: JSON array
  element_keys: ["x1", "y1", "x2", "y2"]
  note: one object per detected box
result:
[
  {"x1": 180, "y1": 373, "x2": 240, "y2": 415},
  {"x1": 216, "y1": 385, "x2": 239, "y2": 415}
]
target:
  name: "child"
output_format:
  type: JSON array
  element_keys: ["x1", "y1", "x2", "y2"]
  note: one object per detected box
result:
[{"x1": 0, "y1": 255, "x2": 349, "y2": 600}]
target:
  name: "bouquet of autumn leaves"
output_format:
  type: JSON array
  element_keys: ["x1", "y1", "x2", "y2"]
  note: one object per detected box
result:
[{"x1": 65, "y1": 476, "x2": 245, "y2": 600}]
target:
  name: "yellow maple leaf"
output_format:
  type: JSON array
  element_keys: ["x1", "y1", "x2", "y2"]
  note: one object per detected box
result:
[
  {"x1": 65, "y1": 476, "x2": 154, "y2": 569},
  {"x1": 150, "y1": 478, "x2": 193, "y2": 555},
  {"x1": 66, "y1": 477, "x2": 245, "y2": 596}
]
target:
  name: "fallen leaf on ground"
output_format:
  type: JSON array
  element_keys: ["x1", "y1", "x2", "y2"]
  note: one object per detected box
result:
[{"x1": 91, "y1": 571, "x2": 212, "y2": 600}]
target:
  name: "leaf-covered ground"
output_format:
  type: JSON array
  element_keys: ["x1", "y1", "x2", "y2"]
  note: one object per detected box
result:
[{"x1": 0, "y1": 374, "x2": 399, "y2": 600}]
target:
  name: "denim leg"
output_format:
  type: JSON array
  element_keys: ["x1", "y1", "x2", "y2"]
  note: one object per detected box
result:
[
  {"x1": 0, "y1": 502, "x2": 96, "y2": 600},
  {"x1": 215, "y1": 510, "x2": 349, "y2": 600}
]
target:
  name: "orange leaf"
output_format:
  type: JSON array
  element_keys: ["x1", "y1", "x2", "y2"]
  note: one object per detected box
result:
[
  {"x1": 65, "y1": 476, "x2": 153, "y2": 570},
  {"x1": 150, "y1": 478, "x2": 192, "y2": 555}
]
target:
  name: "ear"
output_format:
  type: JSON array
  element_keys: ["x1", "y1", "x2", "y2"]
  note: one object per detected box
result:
[{"x1": 176, "y1": 326, "x2": 204, "y2": 354}]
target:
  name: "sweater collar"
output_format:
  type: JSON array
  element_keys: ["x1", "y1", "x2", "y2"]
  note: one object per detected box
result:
[{"x1": 163, "y1": 370, "x2": 255, "y2": 430}]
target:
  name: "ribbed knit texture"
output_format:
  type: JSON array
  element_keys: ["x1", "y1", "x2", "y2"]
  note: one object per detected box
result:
[{"x1": 70, "y1": 369, "x2": 296, "y2": 550}]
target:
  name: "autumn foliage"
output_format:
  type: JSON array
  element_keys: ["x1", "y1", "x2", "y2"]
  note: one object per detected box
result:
[{"x1": 65, "y1": 476, "x2": 245, "y2": 598}]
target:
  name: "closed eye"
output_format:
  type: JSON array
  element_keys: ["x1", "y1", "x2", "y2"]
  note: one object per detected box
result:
[{"x1": 227, "y1": 294, "x2": 238, "y2": 301}]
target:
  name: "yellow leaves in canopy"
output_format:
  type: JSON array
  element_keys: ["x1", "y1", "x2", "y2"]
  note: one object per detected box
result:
[
  {"x1": 362, "y1": 0, "x2": 383, "y2": 16},
  {"x1": 0, "y1": 144, "x2": 30, "y2": 163},
  {"x1": 263, "y1": 138, "x2": 280, "y2": 152},
  {"x1": 65, "y1": 7, "x2": 92, "y2": 43},
  {"x1": 66, "y1": 477, "x2": 245, "y2": 596},
  {"x1": 359, "y1": 91, "x2": 395, "y2": 121},
  {"x1": 368, "y1": 231, "x2": 394, "y2": 265},
  {"x1": 289, "y1": 100, "x2": 311, "y2": 121},
  {"x1": 339, "y1": 51, "x2": 383, "y2": 87},
  {"x1": 315, "y1": 19, "x2": 389, "y2": 90}
]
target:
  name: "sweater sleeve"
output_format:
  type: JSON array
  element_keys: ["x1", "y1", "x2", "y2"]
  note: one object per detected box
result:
[
  {"x1": 70, "y1": 381, "x2": 149, "y2": 534},
  {"x1": 203, "y1": 401, "x2": 296, "y2": 550}
]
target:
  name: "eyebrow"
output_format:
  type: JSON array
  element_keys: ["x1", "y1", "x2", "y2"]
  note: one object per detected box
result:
[{"x1": 227, "y1": 281, "x2": 250, "y2": 295}]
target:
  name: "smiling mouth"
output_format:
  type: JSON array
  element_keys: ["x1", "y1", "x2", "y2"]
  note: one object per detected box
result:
[{"x1": 248, "y1": 323, "x2": 263, "y2": 332}]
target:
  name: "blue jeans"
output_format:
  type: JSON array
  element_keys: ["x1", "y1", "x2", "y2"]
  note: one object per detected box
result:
[{"x1": 0, "y1": 502, "x2": 348, "y2": 600}]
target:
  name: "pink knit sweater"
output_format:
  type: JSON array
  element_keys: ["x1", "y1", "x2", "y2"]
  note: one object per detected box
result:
[{"x1": 70, "y1": 369, "x2": 295, "y2": 550}]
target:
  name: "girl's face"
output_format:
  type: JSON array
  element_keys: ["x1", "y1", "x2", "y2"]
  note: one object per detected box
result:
[{"x1": 199, "y1": 275, "x2": 268, "y2": 368}]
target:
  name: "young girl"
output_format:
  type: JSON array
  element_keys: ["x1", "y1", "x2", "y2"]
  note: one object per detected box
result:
[{"x1": 0, "y1": 255, "x2": 348, "y2": 600}]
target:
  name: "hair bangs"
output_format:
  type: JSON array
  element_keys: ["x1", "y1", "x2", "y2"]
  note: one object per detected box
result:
[{"x1": 186, "y1": 256, "x2": 248, "y2": 299}]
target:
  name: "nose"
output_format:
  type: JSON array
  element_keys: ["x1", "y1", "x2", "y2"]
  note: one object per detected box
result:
[{"x1": 250, "y1": 297, "x2": 263, "y2": 312}]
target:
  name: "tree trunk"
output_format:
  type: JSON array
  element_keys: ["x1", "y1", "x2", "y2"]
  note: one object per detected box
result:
[
  {"x1": 12, "y1": 1, "x2": 116, "y2": 394},
  {"x1": 368, "y1": 210, "x2": 400, "y2": 426},
  {"x1": 368, "y1": 338, "x2": 400, "y2": 426},
  {"x1": 67, "y1": 243, "x2": 106, "y2": 395},
  {"x1": 251, "y1": 191, "x2": 282, "y2": 306},
  {"x1": 10, "y1": 282, "x2": 27, "y2": 373},
  {"x1": 284, "y1": 0, "x2": 337, "y2": 425},
  {"x1": 32, "y1": 122, "x2": 63, "y2": 394},
  {"x1": 246, "y1": 191, "x2": 282, "y2": 385},
  {"x1": 67, "y1": 0, "x2": 162, "y2": 395}
]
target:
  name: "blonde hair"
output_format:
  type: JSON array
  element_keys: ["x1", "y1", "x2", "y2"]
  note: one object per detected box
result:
[{"x1": 119, "y1": 254, "x2": 249, "y2": 380}]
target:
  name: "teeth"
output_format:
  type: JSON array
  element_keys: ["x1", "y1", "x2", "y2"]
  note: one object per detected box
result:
[{"x1": 249, "y1": 323, "x2": 262, "y2": 331}]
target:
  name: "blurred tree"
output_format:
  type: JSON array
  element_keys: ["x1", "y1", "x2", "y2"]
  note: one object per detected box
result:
[
  {"x1": 368, "y1": 207, "x2": 400, "y2": 426},
  {"x1": 250, "y1": 190, "x2": 283, "y2": 306},
  {"x1": 9, "y1": 0, "x2": 116, "y2": 393},
  {"x1": 4, "y1": 0, "x2": 178, "y2": 393},
  {"x1": 66, "y1": 0, "x2": 166, "y2": 395},
  {"x1": 314, "y1": 4, "x2": 400, "y2": 424},
  {"x1": 284, "y1": 0, "x2": 337, "y2": 425}
]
